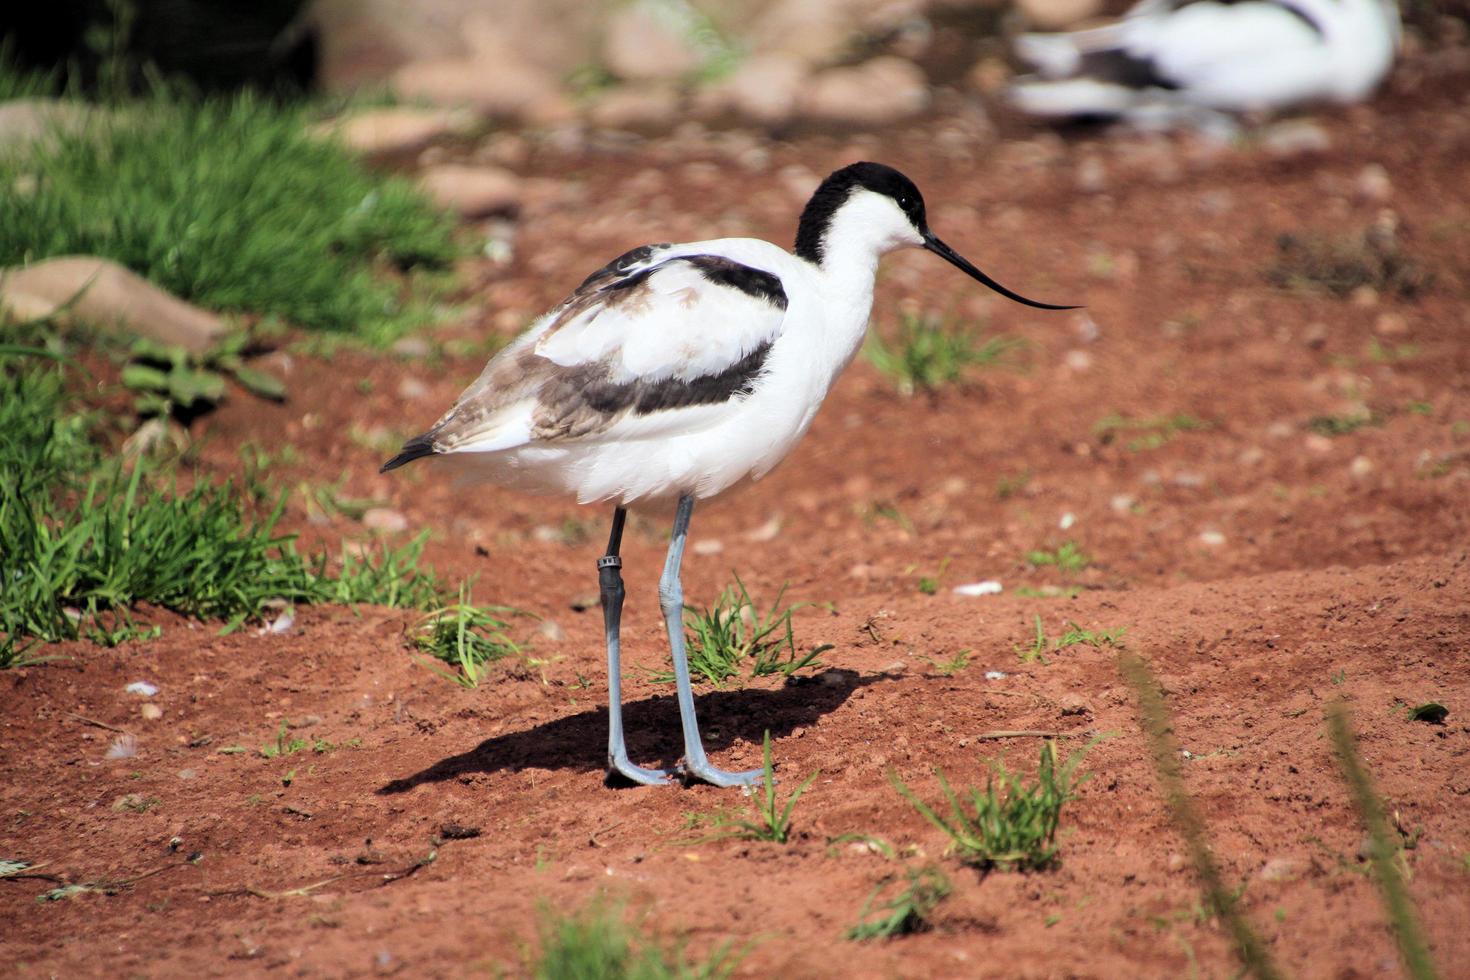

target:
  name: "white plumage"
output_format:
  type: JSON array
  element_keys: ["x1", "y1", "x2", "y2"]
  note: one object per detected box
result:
[
  {"x1": 1009, "y1": 0, "x2": 1400, "y2": 130},
  {"x1": 382, "y1": 163, "x2": 1073, "y2": 788}
]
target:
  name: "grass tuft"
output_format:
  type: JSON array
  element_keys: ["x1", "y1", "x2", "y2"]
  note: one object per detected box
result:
[
  {"x1": 659, "y1": 576, "x2": 830, "y2": 686},
  {"x1": 864, "y1": 311, "x2": 1020, "y2": 397},
  {"x1": 1094, "y1": 413, "x2": 1211, "y2": 452},
  {"x1": 1025, "y1": 541, "x2": 1091, "y2": 573},
  {"x1": 890, "y1": 738, "x2": 1095, "y2": 872},
  {"x1": 1119, "y1": 651, "x2": 1284, "y2": 980},
  {"x1": 846, "y1": 865, "x2": 951, "y2": 941},
  {"x1": 1267, "y1": 225, "x2": 1431, "y2": 300},
  {"x1": 532, "y1": 899, "x2": 739, "y2": 980},
  {"x1": 1326, "y1": 703, "x2": 1440, "y2": 980},
  {"x1": 0, "y1": 90, "x2": 459, "y2": 342},
  {"x1": 412, "y1": 584, "x2": 519, "y2": 688},
  {"x1": 689, "y1": 733, "x2": 817, "y2": 845},
  {"x1": 0, "y1": 348, "x2": 442, "y2": 664}
]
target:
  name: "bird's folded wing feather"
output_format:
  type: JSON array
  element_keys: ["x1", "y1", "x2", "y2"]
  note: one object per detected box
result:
[{"x1": 416, "y1": 249, "x2": 789, "y2": 453}]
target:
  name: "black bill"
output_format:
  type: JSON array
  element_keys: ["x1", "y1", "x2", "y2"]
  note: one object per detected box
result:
[{"x1": 923, "y1": 232, "x2": 1078, "y2": 311}]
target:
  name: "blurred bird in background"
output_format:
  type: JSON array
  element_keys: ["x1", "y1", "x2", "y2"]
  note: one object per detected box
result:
[{"x1": 1007, "y1": 0, "x2": 1401, "y2": 132}]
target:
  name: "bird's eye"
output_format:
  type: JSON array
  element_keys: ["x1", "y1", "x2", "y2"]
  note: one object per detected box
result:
[{"x1": 898, "y1": 196, "x2": 913, "y2": 210}]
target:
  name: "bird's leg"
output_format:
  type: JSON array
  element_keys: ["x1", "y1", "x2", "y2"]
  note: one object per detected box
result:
[
  {"x1": 601, "y1": 506, "x2": 673, "y2": 787},
  {"x1": 660, "y1": 494, "x2": 764, "y2": 788}
]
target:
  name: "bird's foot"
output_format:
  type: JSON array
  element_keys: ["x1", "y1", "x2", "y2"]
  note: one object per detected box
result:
[
  {"x1": 605, "y1": 754, "x2": 676, "y2": 787},
  {"x1": 678, "y1": 760, "x2": 766, "y2": 789}
]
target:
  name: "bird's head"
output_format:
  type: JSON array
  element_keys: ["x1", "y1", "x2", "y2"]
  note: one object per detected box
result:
[{"x1": 795, "y1": 161, "x2": 1077, "y2": 311}]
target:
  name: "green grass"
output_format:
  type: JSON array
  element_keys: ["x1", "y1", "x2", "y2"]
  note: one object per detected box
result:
[
  {"x1": 412, "y1": 584, "x2": 519, "y2": 688},
  {"x1": 1094, "y1": 413, "x2": 1211, "y2": 451},
  {"x1": 846, "y1": 865, "x2": 951, "y2": 941},
  {"x1": 0, "y1": 89, "x2": 459, "y2": 342},
  {"x1": 1017, "y1": 617, "x2": 1124, "y2": 665},
  {"x1": 1327, "y1": 703, "x2": 1440, "y2": 980},
  {"x1": 0, "y1": 348, "x2": 442, "y2": 665},
  {"x1": 1267, "y1": 226, "x2": 1431, "y2": 300},
  {"x1": 919, "y1": 648, "x2": 972, "y2": 676},
  {"x1": 532, "y1": 900, "x2": 739, "y2": 980},
  {"x1": 864, "y1": 312, "x2": 1020, "y2": 397},
  {"x1": 656, "y1": 576, "x2": 829, "y2": 686},
  {"x1": 688, "y1": 733, "x2": 816, "y2": 845},
  {"x1": 1307, "y1": 411, "x2": 1386, "y2": 437},
  {"x1": 1120, "y1": 651, "x2": 1283, "y2": 980},
  {"x1": 890, "y1": 739, "x2": 1095, "y2": 872},
  {"x1": 1025, "y1": 541, "x2": 1091, "y2": 574}
]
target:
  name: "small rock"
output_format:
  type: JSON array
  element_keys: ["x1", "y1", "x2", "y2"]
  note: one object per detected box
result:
[
  {"x1": 604, "y1": 4, "x2": 703, "y2": 82},
  {"x1": 397, "y1": 377, "x2": 430, "y2": 401},
  {"x1": 1258, "y1": 857, "x2": 1297, "y2": 882},
  {"x1": 319, "y1": 107, "x2": 475, "y2": 156},
  {"x1": 391, "y1": 336, "x2": 432, "y2": 358},
  {"x1": 1304, "y1": 433, "x2": 1335, "y2": 454},
  {"x1": 1261, "y1": 119, "x2": 1332, "y2": 158},
  {"x1": 1058, "y1": 693, "x2": 1091, "y2": 716},
  {"x1": 1349, "y1": 455, "x2": 1374, "y2": 478},
  {"x1": 537, "y1": 620, "x2": 567, "y2": 644},
  {"x1": 1058, "y1": 512, "x2": 1076, "y2": 530},
  {"x1": 984, "y1": 670, "x2": 1007, "y2": 681},
  {"x1": 1198, "y1": 530, "x2": 1226, "y2": 547},
  {"x1": 953, "y1": 580, "x2": 1003, "y2": 597},
  {"x1": 702, "y1": 53, "x2": 809, "y2": 126},
  {"x1": 126, "y1": 681, "x2": 159, "y2": 697},
  {"x1": 569, "y1": 593, "x2": 600, "y2": 612},
  {"x1": 798, "y1": 57, "x2": 929, "y2": 127},
  {"x1": 392, "y1": 57, "x2": 560, "y2": 120},
  {"x1": 691, "y1": 538, "x2": 724, "y2": 555},
  {"x1": 1110, "y1": 494, "x2": 1136, "y2": 514},
  {"x1": 1373, "y1": 312, "x2": 1409, "y2": 337},
  {"x1": 878, "y1": 660, "x2": 908, "y2": 677},
  {"x1": 1350, "y1": 285, "x2": 1380, "y2": 307},
  {"x1": 140, "y1": 704, "x2": 163, "y2": 721},
  {"x1": 418, "y1": 165, "x2": 522, "y2": 218},
  {"x1": 362, "y1": 508, "x2": 410, "y2": 533},
  {"x1": 744, "y1": 515, "x2": 783, "y2": 542},
  {"x1": 1064, "y1": 349, "x2": 1092, "y2": 371},
  {"x1": 112, "y1": 793, "x2": 148, "y2": 811},
  {"x1": 177, "y1": 768, "x2": 197, "y2": 780},
  {"x1": 587, "y1": 86, "x2": 681, "y2": 131},
  {"x1": 1302, "y1": 322, "x2": 1329, "y2": 348},
  {"x1": 0, "y1": 256, "x2": 227, "y2": 355},
  {"x1": 1167, "y1": 852, "x2": 1187, "y2": 872},
  {"x1": 1075, "y1": 156, "x2": 1107, "y2": 194},
  {"x1": 1355, "y1": 163, "x2": 1392, "y2": 203}
]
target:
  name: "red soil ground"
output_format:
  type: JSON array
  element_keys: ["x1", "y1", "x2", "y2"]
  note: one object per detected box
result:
[{"x1": 4, "y1": 54, "x2": 1469, "y2": 978}]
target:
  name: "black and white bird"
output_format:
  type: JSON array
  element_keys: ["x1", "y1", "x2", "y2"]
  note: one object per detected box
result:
[
  {"x1": 382, "y1": 162, "x2": 1074, "y2": 788},
  {"x1": 1007, "y1": 0, "x2": 1400, "y2": 132}
]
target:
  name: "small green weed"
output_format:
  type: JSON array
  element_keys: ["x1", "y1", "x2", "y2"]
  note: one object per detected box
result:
[
  {"x1": 691, "y1": 733, "x2": 816, "y2": 845},
  {"x1": 864, "y1": 312, "x2": 1021, "y2": 397},
  {"x1": 259, "y1": 720, "x2": 307, "y2": 759},
  {"x1": 1018, "y1": 617, "x2": 1123, "y2": 664},
  {"x1": 122, "y1": 333, "x2": 286, "y2": 420},
  {"x1": 846, "y1": 866, "x2": 951, "y2": 941},
  {"x1": 658, "y1": 576, "x2": 829, "y2": 686},
  {"x1": 412, "y1": 584, "x2": 519, "y2": 688},
  {"x1": 916, "y1": 558, "x2": 950, "y2": 595},
  {"x1": 890, "y1": 739, "x2": 1096, "y2": 871},
  {"x1": 1014, "y1": 585, "x2": 1083, "y2": 599},
  {"x1": 1308, "y1": 411, "x2": 1386, "y2": 437},
  {"x1": 531, "y1": 899, "x2": 739, "y2": 980},
  {"x1": 920, "y1": 649, "x2": 972, "y2": 676},
  {"x1": 1025, "y1": 542, "x2": 1091, "y2": 573},
  {"x1": 995, "y1": 471, "x2": 1032, "y2": 500},
  {"x1": 1094, "y1": 413, "x2": 1210, "y2": 451}
]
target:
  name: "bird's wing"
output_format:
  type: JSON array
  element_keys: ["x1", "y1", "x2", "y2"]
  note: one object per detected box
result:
[{"x1": 391, "y1": 246, "x2": 789, "y2": 461}]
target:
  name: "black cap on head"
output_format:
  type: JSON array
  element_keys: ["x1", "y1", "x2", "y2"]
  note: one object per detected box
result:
[{"x1": 795, "y1": 161, "x2": 1078, "y2": 311}]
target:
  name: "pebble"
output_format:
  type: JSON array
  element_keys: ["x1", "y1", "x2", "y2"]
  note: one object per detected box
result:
[
  {"x1": 1075, "y1": 157, "x2": 1107, "y2": 194},
  {"x1": 396, "y1": 378, "x2": 430, "y2": 401},
  {"x1": 1058, "y1": 512, "x2": 1076, "y2": 530},
  {"x1": 1304, "y1": 434, "x2": 1335, "y2": 454},
  {"x1": 126, "y1": 681, "x2": 159, "y2": 697},
  {"x1": 1258, "y1": 857, "x2": 1298, "y2": 882},
  {"x1": 744, "y1": 515, "x2": 783, "y2": 542},
  {"x1": 1261, "y1": 119, "x2": 1332, "y2": 158},
  {"x1": 1349, "y1": 455, "x2": 1374, "y2": 478},
  {"x1": 1110, "y1": 494, "x2": 1136, "y2": 514},
  {"x1": 537, "y1": 620, "x2": 567, "y2": 644},
  {"x1": 1355, "y1": 163, "x2": 1393, "y2": 202},
  {"x1": 1374, "y1": 312, "x2": 1409, "y2": 337},
  {"x1": 177, "y1": 768, "x2": 197, "y2": 780},
  {"x1": 140, "y1": 704, "x2": 163, "y2": 721},
  {"x1": 984, "y1": 670, "x2": 1007, "y2": 681},
  {"x1": 798, "y1": 57, "x2": 929, "y2": 127},
  {"x1": 1063, "y1": 349, "x2": 1092, "y2": 371},
  {"x1": 362, "y1": 508, "x2": 410, "y2": 533},
  {"x1": 391, "y1": 337, "x2": 432, "y2": 358},
  {"x1": 692, "y1": 538, "x2": 725, "y2": 555},
  {"x1": 1198, "y1": 530, "x2": 1227, "y2": 547},
  {"x1": 418, "y1": 164, "x2": 522, "y2": 218},
  {"x1": 952, "y1": 581, "x2": 1003, "y2": 597},
  {"x1": 1058, "y1": 693, "x2": 1091, "y2": 716}
]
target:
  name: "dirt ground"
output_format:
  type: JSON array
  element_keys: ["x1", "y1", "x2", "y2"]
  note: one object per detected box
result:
[{"x1": 4, "y1": 53, "x2": 1470, "y2": 979}]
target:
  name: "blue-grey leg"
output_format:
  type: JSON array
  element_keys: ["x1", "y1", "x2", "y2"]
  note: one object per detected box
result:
[
  {"x1": 661, "y1": 494, "x2": 764, "y2": 788},
  {"x1": 600, "y1": 506, "x2": 673, "y2": 786}
]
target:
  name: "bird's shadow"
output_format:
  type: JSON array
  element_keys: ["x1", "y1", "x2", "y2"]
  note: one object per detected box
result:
[{"x1": 378, "y1": 669, "x2": 886, "y2": 793}]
